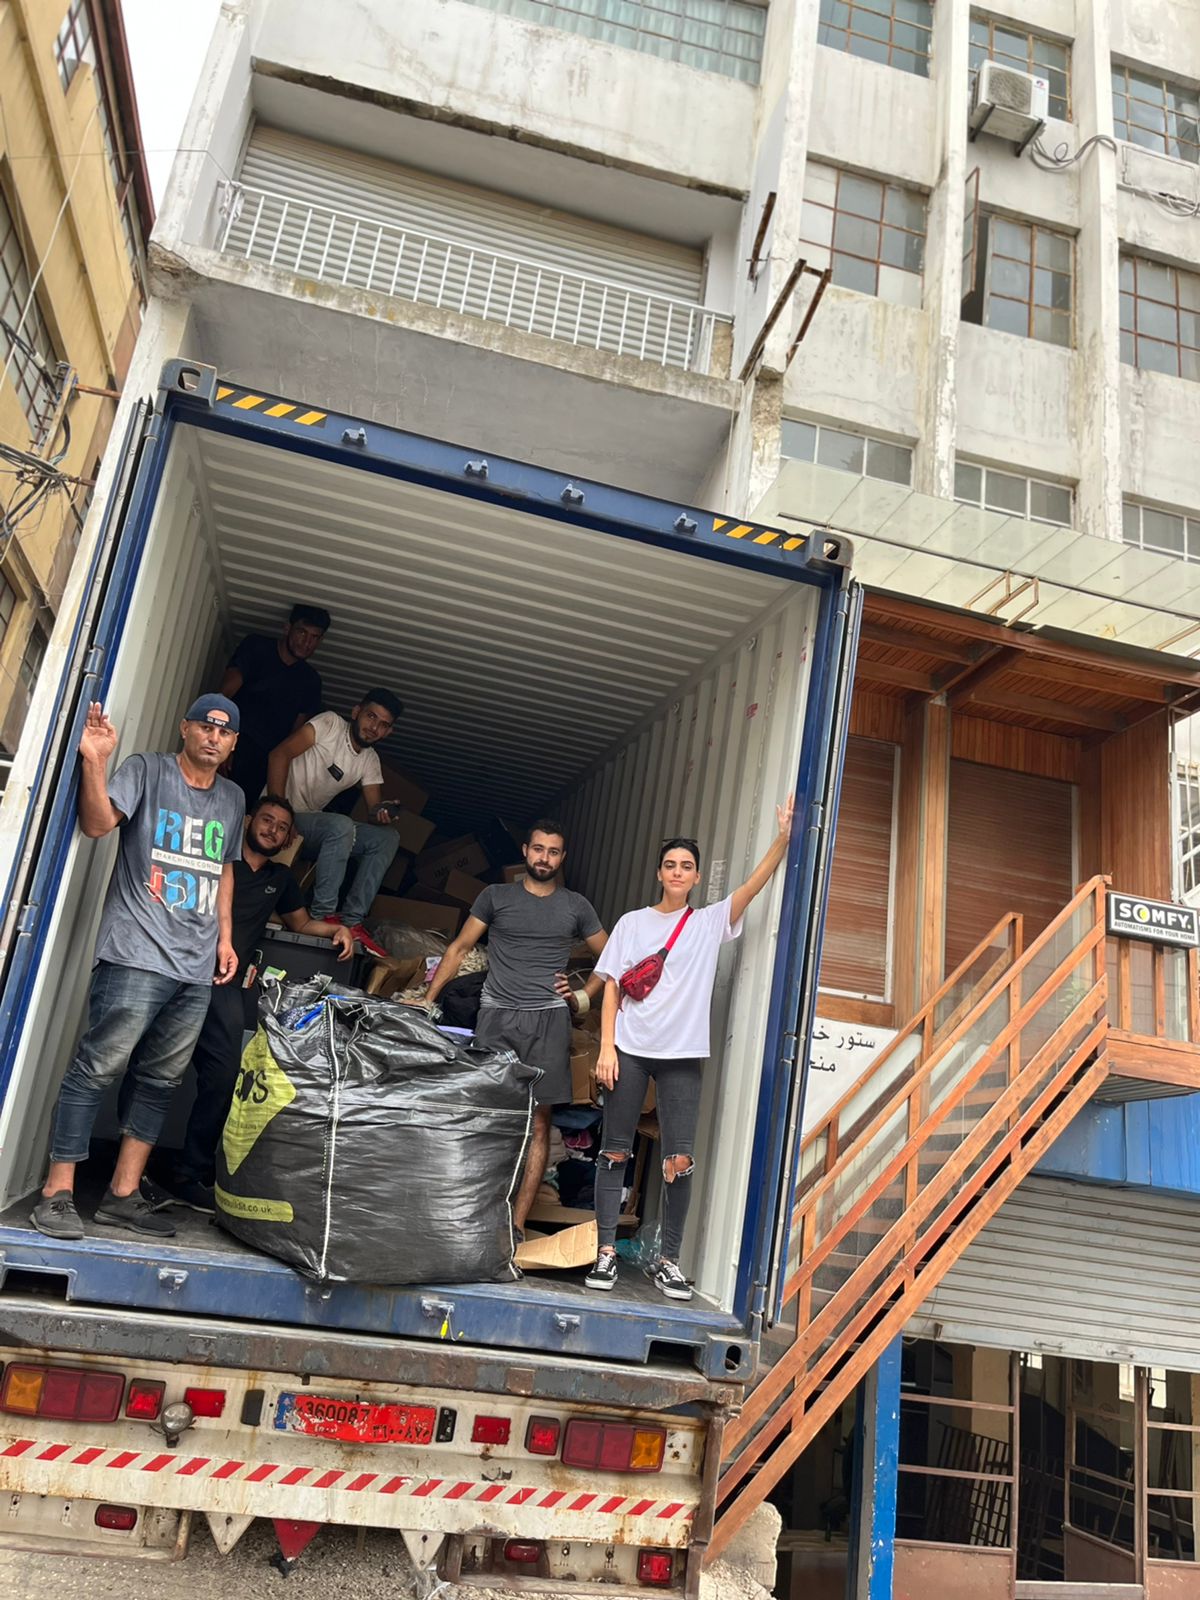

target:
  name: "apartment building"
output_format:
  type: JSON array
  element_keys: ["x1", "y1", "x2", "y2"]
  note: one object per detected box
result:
[
  {"x1": 0, "y1": 0, "x2": 150, "y2": 770},
  {"x1": 53, "y1": 0, "x2": 1200, "y2": 1595}
]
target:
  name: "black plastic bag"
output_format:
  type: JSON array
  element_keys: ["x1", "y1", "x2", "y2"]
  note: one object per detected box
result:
[{"x1": 215, "y1": 978, "x2": 537, "y2": 1284}]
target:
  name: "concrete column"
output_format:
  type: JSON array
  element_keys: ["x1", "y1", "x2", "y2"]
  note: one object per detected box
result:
[
  {"x1": 850, "y1": 1338, "x2": 902, "y2": 1600},
  {"x1": 1072, "y1": 0, "x2": 1123, "y2": 542},
  {"x1": 914, "y1": 0, "x2": 971, "y2": 498}
]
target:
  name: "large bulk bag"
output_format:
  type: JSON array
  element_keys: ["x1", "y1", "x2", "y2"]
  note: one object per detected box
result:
[{"x1": 215, "y1": 980, "x2": 537, "y2": 1284}]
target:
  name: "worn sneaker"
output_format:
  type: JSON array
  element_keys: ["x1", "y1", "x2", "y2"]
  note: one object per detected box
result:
[
  {"x1": 30, "y1": 1189, "x2": 84, "y2": 1240},
  {"x1": 585, "y1": 1249, "x2": 619, "y2": 1291},
  {"x1": 94, "y1": 1188, "x2": 177, "y2": 1237},
  {"x1": 166, "y1": 1177, "x2": 216, "y2": 1215},
  {"x1": 347, "y1": 922, "x2": 388, "y2": 960},
  {"x1": 653, "y1": 1260, "x2": 693, "y2": 1302},
  {"x1": 139, "y1": 1175, "x2": 178, "y2": 1212}
]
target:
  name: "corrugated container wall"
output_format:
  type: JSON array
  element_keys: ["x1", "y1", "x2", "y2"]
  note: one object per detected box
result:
[{"x1": 561, "y1": 590, "x2": 814, "y2": 1307}]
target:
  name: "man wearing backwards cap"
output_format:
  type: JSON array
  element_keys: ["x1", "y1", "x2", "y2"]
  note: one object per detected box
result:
[{"x1": 30, "y1": 694, "x2": 245, "y2": 1241}]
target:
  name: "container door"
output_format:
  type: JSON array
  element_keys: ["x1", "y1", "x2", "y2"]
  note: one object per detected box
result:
[
  {"x1": 761, "y1": 576, "x2": 862, "y2": 1325},
  {"x1": 0, "y1": 396, "x2": 162, "y2": 1124}
]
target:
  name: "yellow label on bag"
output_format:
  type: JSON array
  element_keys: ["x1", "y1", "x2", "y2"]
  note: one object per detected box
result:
[
  {"x1": 221, "y1": 1029, "x2": 297, "y2": 1176},
  {"x1": 214, "y1": 1184, "x2": 294, "y2": 1223}
]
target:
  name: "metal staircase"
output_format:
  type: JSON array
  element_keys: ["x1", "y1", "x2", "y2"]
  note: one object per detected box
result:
[{"x1": 708, "y1": 876, "x2": 1112, "y2": 1562}]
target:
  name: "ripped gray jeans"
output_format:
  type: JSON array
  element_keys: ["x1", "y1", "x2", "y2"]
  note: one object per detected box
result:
[{"x1": 594, "y1": 1050, "x2": 702, "y2": 1261}]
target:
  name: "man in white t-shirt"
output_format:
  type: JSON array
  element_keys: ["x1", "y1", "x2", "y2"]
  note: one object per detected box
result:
[{"x1": 266, "y1": 689, "x2": 403, "y2": 958}]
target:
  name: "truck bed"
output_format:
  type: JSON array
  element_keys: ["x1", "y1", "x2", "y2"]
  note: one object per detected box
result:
[{"x1": 0, "y1": 1162, "x2": 748, "y2": 1379}]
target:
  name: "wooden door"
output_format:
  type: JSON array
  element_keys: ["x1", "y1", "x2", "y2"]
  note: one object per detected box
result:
[
  {"x1": 820, "y1": 736, "x2": 898, "y2": 1000},
  {"x1": 945, "y1": 760, "x2": 1075, "y2": 975}
]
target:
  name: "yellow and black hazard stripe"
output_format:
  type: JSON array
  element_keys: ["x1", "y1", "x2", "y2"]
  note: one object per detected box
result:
[
  {"x1": 215, "y1": 385, "x2": 327, "y2": 428},
  {"x1": 712, "y1": 516, "x2": 807, "y2": 551}
]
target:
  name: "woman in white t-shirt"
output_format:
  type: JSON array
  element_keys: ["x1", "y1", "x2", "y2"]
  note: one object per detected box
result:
[{"x1": 587, "y1": 797, "x2": 794, "y2": 1301}]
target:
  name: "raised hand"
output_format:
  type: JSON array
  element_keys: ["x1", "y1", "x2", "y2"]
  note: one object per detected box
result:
[
  {"x1": 79, "y1": 702, "x2": 118, "y2": 766},
  {"x1": 777, "y1": 793, "x2": 795, "y2": 838}
]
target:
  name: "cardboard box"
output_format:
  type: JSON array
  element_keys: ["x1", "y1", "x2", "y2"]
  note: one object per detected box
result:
[
  {"x1": 443, "y1": 869, "x2": 488, "y2": 908},
  {"x1": 570, "y1": 1028, "x2": 600, "y2": 1106},
  {"x1": 416, "y1": 833, "x2": 489, "y2": 889},
  {"x1": 375, "y1": 761, "x2": 429, "y2": 817},
  {"x1": 368, "y1": 895, "x2": 461, "y2": 937},
  {"x1": 379, "y1": 851, "x2": 412, "y2": 896},
  {"x1": 364, "y1": 954, "x2": 423, "y2": 998},
  {"x1": 389, "y1": 810, "x2": 436, "y2": 856},
  {"x1": 515, "y1": 1220, "x2": 597, "y2": 1272},
  {"x1": 501, "y1": 864, "x2": 527, "y2": 884}
]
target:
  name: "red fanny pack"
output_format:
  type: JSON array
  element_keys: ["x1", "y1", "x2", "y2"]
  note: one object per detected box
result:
[{"x1": 619, "y1": 908, "x2": 693, "y2": 1002}]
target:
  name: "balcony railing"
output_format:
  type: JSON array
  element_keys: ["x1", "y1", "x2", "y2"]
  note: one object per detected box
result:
[{"x1": 217, "y1": 183, "x2": 730, "y2": 375}]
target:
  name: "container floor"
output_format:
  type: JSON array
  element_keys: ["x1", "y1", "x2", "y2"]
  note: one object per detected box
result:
[{"x1": 0, "y1": 1155, "x2": 721, "y2": 1321}]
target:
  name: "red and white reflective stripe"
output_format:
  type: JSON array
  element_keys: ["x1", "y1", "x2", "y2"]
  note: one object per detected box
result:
[{"x1": 0, "y1": 1438, "x2": 694, "y2": 1517}]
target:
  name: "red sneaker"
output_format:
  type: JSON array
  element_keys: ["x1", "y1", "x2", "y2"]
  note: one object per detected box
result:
[{"x1": 348, "y1": 922, "x2": 388, "y2": 959}]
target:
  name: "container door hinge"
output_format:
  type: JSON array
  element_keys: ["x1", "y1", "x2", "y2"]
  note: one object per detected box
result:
[
  {"x1": 16, "y1": 903, "x2": 38, "y2": 936},
  {"x1": 779, "y1": 1030, "x2": 800, "y2": 1072},
  {"x1": 83, "y1": 646, "x2": 105, "y2": 678}
]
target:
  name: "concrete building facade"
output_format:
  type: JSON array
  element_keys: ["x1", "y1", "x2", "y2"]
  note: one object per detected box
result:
[
  {"x1": 24, "y1": 0, "x2": 1200, "y2": 1595},
  {"x1": 0, "y1": 0, "x2": 150, "y2": 772}
]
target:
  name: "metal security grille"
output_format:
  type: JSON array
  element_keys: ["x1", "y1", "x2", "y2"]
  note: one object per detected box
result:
[
  {"x1": 457, "y1": 0, "x2": 766, "y2": 84},
  {"x1": 223, "y1": 128, "x2": 720, "y2": 373}
]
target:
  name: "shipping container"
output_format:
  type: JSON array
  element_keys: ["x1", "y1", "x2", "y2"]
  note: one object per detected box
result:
[{"x1": 0, "y1": 359, "x2": 859, "y2": 1580}]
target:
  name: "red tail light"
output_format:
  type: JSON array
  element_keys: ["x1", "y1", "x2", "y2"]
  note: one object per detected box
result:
[
  {"x1": 504, "y1": 1541, "x2": 542, "y2": 1564},
  {"x1": 561, "y1": 1419, "x2": 666, "y2": 1473},
  {"x1": 183, "y1": 1386, "x2": 227, "y2": 1418},
  {"x1": 125, "y1": 1379, "x2": 165, "y2": 1420},
  {"x1": 95, "y1": 1505, "x2": 139, "y2": 1532},
  {"x1": 638, "y1": 1550, "x2": 675, "y2": 1586},
  {"x1": 471, "y1": 1414, "x2": 511, "y2": 1445},
  {"x1": 1, "y1": 1365, "x2": 124, "y2": 1423},
  {"x1": 525, "y1": 1416, "x2": 561, "y2": 1456}
]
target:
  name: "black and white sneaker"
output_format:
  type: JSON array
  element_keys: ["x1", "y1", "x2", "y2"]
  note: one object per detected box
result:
[
  {"x1": 585, "y1": 1249, "x2": 618, "y2": 1291},
  {"x1": 653, "y1": 1260, "x2": 693, "y2": 1301}
]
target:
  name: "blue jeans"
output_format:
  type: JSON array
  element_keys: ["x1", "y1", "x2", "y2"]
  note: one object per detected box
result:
[
  {"x1": 295, "y1": 811, "x2": 399, "y2": 922},
  {"x1": 49, "y1": 962, "x2": 212, "y2": 1163}
]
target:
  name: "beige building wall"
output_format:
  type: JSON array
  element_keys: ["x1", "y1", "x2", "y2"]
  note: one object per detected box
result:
[{"x1": 0, "y1": 0, "x2": 149, "y2": 766}]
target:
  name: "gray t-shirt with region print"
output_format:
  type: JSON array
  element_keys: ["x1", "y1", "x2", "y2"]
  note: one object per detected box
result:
[{"x1": 94, "y1": 752, "x2": 244, "y2": 984}]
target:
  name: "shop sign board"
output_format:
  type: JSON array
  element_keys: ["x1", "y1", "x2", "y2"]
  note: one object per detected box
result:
[{"x1": 1106, "y1": 891, "x2": 1200, "y2": 948}]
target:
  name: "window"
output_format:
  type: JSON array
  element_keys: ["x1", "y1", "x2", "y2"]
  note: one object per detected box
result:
[
  {"x1": 1122, "y1": 498, "x2": 1200, "y2": 562},
  {"x1": 968, "y1": 16, "x2": 1070, "y2": 121},
  {"x1": 1111, "y1": 64, "x2": 1199, "y2": 165},
  {"x1": 954, "y1": 460, "x2": 1073, "y2": 526},
  {"x1": 1120, "y1": 256, "x2": 1200, "y2": 382},
  {"x1": 0, "y1": 576, "x2": 15, "y2": 648},
  {"x1": 19, "y1": 624, "x2": 46, "y2": 695},
  {"x1": 962, "y1": 214, "x2": 1072, "y2": 347},
  {"x1": 54, "y1": 0, "x2": 94, "y2": 91},
  {"x1": 783, "y1": 417, "x2": 913, "y2": 485},
  {"x1": 0, "y1": 192, "x2": 57, "y2": 429},
  {"x1": 92, "y1": 57, "x2": 143, "y2": 280},
  {"x1": 458, "y1": 0, "x2": 767, "y2": 84},
  {"x1": 817, "y1": 0, "x2": 932, "y2": 79},
  {"x1": 799, "y1": 163, "x2": 926, "y2": 306}
]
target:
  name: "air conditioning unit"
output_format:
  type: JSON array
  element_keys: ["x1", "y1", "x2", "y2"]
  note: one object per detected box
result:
[{"x1": 970, "y1": 61, "x2": 1050, "y2": 152}]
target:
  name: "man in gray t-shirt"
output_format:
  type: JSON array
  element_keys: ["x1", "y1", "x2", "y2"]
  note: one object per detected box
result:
[
  {"x1": 30, "y1": 695, "x2": 245, "y2": 1244},
  {"x1": 424, "y1": 819, "x2": 608, "y2": 1236}
]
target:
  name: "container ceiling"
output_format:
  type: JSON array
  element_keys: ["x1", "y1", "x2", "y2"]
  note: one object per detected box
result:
[{"x1": 192, "y1": 428, "x2": 786, "y2": 831}]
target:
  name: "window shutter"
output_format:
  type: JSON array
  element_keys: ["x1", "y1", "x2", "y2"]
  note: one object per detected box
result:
[
  {"x1": 819, "y1": 736, "x2": 897, "y2": 999},
  {"x1": 945, "y1": 760, "x2": 1074, "y2": 974}
]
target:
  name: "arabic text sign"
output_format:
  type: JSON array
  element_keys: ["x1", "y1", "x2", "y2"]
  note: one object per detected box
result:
[
  {"x1": 1107, "y1": 892, "x2": 1200, "y2": 948},
  {"x1": 804, "y1": 1018, "x2": 897, "y2": 1134}
]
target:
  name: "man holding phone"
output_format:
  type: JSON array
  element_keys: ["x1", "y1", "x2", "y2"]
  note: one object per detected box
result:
[{"x1": 266, "y1": 689, "x2": 404, "y2": 958}]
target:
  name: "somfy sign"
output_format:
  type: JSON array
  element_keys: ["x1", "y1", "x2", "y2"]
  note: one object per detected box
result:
[{"x1": 1106, "y1": 892, "x2": 1200, "y2": 947}]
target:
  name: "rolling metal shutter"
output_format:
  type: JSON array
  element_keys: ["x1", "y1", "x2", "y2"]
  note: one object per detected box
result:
[
  {"x1": 944, "y1": 759, "x2": 1075, "y2": 975},
  {"x1": 819, "y1": 735, "x2": 897, "y2": 999},
  {"x1": 909, "y1": 1175, "x2": 1200, "y2": 1372},
  {"x1": 227, "y1": 127, "x2": 706, "y2": 361}
]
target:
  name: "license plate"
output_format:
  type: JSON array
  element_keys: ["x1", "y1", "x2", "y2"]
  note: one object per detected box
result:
[{"x1": 274, "y1": 1392, "x2": 437, "y2": 1445}]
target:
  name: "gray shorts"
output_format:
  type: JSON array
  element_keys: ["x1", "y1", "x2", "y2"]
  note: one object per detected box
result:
[{"x1": 473, "y1": 1005, "x2": 572, "y2": 1107}]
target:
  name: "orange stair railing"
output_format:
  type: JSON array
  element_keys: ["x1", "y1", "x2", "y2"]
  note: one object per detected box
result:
[{"x1": 707, "y1": 877, "x2": 1111, "y2": 1564}]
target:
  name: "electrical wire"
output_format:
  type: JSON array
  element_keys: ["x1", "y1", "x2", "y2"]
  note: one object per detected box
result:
[{"x1": 1031, "y1": 134, "x2": 1200, "y2": 219}]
